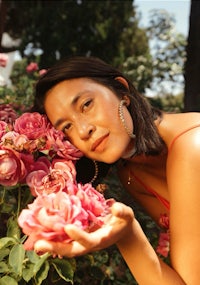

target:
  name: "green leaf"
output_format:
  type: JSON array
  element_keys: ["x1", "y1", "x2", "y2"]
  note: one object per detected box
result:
[
  {"x1": 0, "y1": 237, "x2": 16, "y2": 249},
  {"x1": 22, "y1": 262, "x2": 35, "y2": 282},
  {"x1": 0, "y1": 276, "x2": 18, "y2": 285},
  {"x1": 33, "y1": 252, "x2": 49, "y2": 274},
  {"x1": 52, "y1": 258, "x2": 74, "y2": 283},
  {"x1": 0, "y1": 248, "x2": 10, "y2": 261},
  {"x1": 26, "y1": 250, "x2": 41, "y2": 264},
  {"x1": 7, "y1": 217, "x2": 21, "y2": 240},
  {"x1": 9, "y1": 244, "x2": 25, "y2": 276},
  {"x1": 35, "y1": 261, "x2": 50, "y2": 285},
  {"x1": 90, "y1": 265, "x2": 105, "y2": 280},
  {"x1": 0, "y1": 261, "x2": 9, "y2": 273}
]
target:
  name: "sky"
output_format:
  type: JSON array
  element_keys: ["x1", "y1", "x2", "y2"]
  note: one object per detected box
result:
[{"x1": 134, "y1": 0, "x2": 191, "y2": 37}]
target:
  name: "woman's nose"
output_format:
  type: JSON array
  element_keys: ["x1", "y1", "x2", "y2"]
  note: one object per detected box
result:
[{"x1": 77, "y1": 121, "x2": 95, "y2": 139}]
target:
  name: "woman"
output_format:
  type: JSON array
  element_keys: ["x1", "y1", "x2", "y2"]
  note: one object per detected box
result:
[{"x1": 33, "y1": 56, "x2": 200, "y2": 284}]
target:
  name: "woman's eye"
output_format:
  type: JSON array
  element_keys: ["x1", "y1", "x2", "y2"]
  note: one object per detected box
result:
[
  {"x1": 82, "y1": 99, "x2": 92, "y2": 111},
  {"x1": 62, "y1": 123, "x2": 72, "y2": 132}
]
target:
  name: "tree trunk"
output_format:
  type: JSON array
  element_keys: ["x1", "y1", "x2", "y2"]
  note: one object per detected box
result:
[
  {"x1": 0, "y1": 0, "x2": 7, "y2": 52},
  {"x1": 184, "y1": 0, "x2": 200, "y2": 111}
]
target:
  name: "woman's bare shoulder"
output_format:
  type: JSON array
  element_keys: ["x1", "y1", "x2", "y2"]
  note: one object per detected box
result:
[{"x1": 158, "y1": 112, "x2": 200, "y2": 148}]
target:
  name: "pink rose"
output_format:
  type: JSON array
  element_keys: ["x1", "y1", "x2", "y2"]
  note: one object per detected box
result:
[
  {"x1": 26, "y1": 62, "x2": 39, "y2": 73},
  {"x1": 0, "y1": 121, "x2": 9, "y2": 139},
  {"x1": 0, "y1": 146, "x2": 26, "y2": 186},
  {"x1": 44, "y1": 127, "x2": 82, "y2": 160},
  {"x1": 18, "y1": 190, "x2": 104, "y2": 250},
  {"x1": 1, "y1": 131, "x2": 29, "y2": 151},
  {"x1": 26, "y1": 157, "x2": 51, "y2": 196},
  {"x1": 20, "y1": 153, "x2": 36, "y2": 183},
  {"x1": 76, "y1": 183, "x2": 112, "y2": 217},
  {"x1": 14, "y1": 112, "x2": 49, "y2": 140},
  {"x1": 0, "y1": 103, "x2": 18, "y2": 125},
  {"x1": 159, "y1": 213, "x2": 169, "y2": 229},
  {"x1": 39, "y1": 69, "x2": 47, "y2": 76},
  {"x1": 156, "y1": 213, "x2": 170, "y2": 257},
  {"x1": 29, "y1": 156, "x2": 51, "y2": 172},
  {"x1": 18, "y1": 180, "x2": 113, "y2": 251},
  {"x1": 0, "y1": 53, "x2": 8, "y2": 67},
  {"x1": 156, "y1": 232, "x2": 170, "y2": 257},
  {"x1": 26, "y1": 158, "x2": 76, "y2": 196}
]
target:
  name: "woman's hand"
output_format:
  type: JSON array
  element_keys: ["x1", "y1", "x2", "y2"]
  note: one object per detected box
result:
[{"x1": 34, "y1": 202, "x2": 134, "y2": 258}]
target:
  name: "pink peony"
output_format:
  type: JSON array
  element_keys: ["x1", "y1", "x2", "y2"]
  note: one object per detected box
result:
[
  {"x1": 0, "y1": 146, "x2": 26, "y2": 186},
  {"x1": 18, "y1": 189, "x2": 112, "y2": 250},
  {"x1": 26, "y1": 62, "x2": 39, "y2": 73},
  {"x1": 14, "y1": 112, "x2": 49, "y2": 140},
  {"x1": 0, "y1": 53, "x2": 8, "y2": 67}
]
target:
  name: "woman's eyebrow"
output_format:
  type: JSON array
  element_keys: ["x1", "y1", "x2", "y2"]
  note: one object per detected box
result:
[
  {"x1": 71, "y1": 90, "x2": 91, "y2": 105},
  {"x1": 54, "y1": 118, "x2": 65, "y2": 129}
]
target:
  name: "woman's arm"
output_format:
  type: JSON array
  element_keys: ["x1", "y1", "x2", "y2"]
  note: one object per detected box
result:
[
  {"x1": 117, "y1": 218, "x2": 185, "y2": 285},
  {"x1": 166, "y1": 129, "x2": 200, "y2": 285}
]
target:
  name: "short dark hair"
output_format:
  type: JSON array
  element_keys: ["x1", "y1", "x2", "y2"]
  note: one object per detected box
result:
[{"x1": 34, "y1": 56, "x2": 165, "y2": 156}]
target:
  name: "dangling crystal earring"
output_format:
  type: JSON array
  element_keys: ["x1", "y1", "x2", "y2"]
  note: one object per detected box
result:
[
  {"x1": 118, "y1": 100, "x2": 135, "y2": 139},
  {"x1": 89, "y1": 160, "x2": 99, "y2": 184}
]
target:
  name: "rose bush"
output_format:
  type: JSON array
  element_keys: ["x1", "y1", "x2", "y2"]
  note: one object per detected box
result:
[
  {"x1": 0, "y1": 103, "x2": 117, "y2": 284},
  {"x1": 0, "y1": 110, "x2": 112, "y2": 244}
]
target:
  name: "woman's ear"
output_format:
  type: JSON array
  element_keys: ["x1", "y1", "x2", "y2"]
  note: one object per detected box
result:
[
  {"x1": 115, "y1": 76, "x2": 129, "y2": 90},
  {"x1": 115, "y1": 77, "x2": 130, "y2": 106}
]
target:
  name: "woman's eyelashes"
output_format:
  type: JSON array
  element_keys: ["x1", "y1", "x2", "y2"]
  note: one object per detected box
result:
[
  {"x1": 81, "y1": 99, "x2": 93, "y2": 112},
  {"x1": 61, "y1": 99, "x2": 93, "y2": 134},
  {"x1": 62, "y1": 122, "x2": 72, "y2": 134}
]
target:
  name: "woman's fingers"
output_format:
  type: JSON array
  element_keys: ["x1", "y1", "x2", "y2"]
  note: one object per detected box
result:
[
  {"x1": 34, "y1": 239, "x2": 88, "y2": 258},
  {"x1": 110, "y1": 202, "x2": 134, "y2": 220}
]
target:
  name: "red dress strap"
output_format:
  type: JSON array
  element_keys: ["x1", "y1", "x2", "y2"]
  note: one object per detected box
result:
[
  {"x1": 130, "y1": 170, "x2": 170, "y2": 210},
  {"x1": 129, "y1": 125, "x2": 200, "y2": 211},
  {"x1": 168, "y1": 124, "x2": 200, "y2": 153}
]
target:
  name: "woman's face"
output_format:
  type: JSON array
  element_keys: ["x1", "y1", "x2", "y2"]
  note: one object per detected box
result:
[{"x1": 44, "y1": 78, "x2": 134, "y2": 163}]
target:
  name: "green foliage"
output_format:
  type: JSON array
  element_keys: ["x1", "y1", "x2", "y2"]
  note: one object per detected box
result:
[
  {"x1": 148, "y1": 92, "x2": 184, "y2": 112},
  {"x1": 4, "y1": 0, "x2": 151, "y2": 80},
  {"x1": 122, "y1": 54, "x2": 153, "y2": 93},
  {"x1": 0, "y1": 59, "x2": 38, "y2": 112}
]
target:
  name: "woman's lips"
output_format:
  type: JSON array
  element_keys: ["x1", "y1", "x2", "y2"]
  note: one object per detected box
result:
[{"x1": 91, "y1": 134, "x2": 109, "y2": 152}]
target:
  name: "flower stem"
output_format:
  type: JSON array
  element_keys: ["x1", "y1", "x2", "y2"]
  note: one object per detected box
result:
[
  {"x1": 17, "y1": 185, "x2": 21, "y2": 217},
  {"x1": 0, "y1": 186, "x2": 7, "y2": 206}
]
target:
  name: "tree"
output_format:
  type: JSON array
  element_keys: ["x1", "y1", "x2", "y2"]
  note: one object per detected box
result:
[
  {"x1": 2, "y1": 1, "x2": 148, "y2": 65},
  {"x1": 146, "y1": 9, "x2": 186, "y2": 96},
  {"x1": 0, "y1": 1, "x2": 6, "y2": 52},
  {"x1": 184, "y1": 0, "x2": 200, "y2": 111}
]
